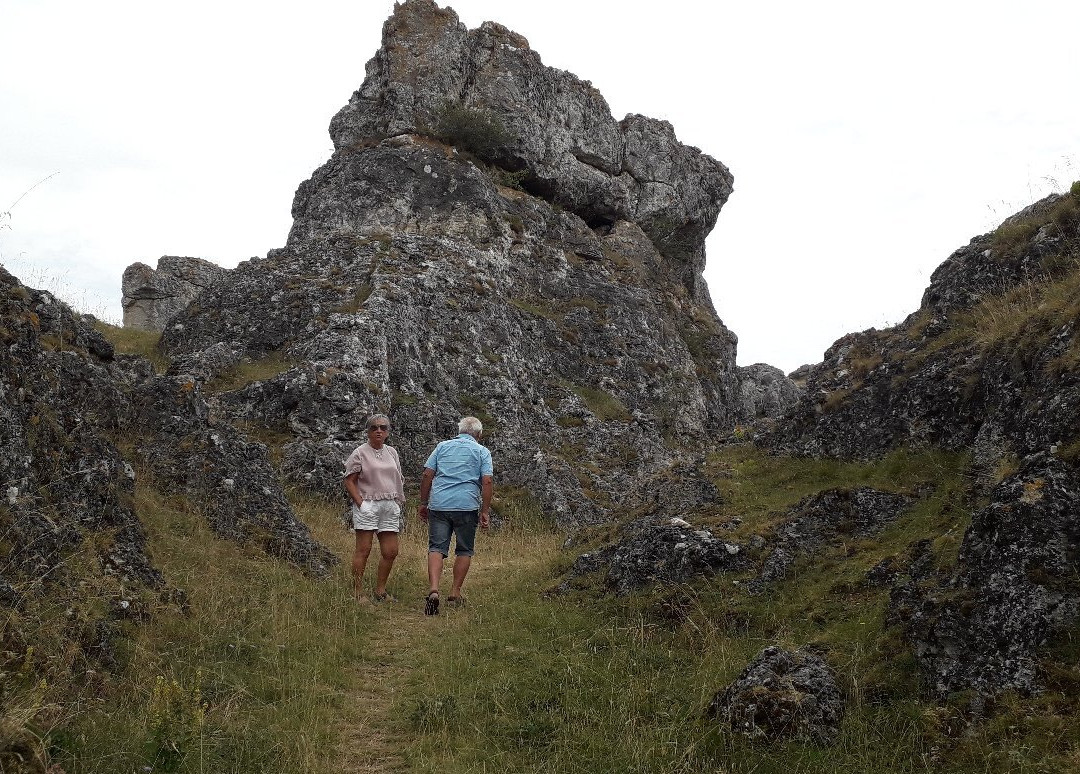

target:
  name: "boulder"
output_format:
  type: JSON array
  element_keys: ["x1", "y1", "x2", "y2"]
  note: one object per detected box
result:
[
  {"x1": 122, "y1": 255, "x2": 228, "y2": 331},
  {"x1": 890, "y1": 453, "x2": 1080, "y2": 697},
  {"x1": 709, "y1": 646, "x2": 844, "y2": 744}
]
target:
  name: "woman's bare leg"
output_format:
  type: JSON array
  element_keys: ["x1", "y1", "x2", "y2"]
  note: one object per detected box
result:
[
  {"x1": 374, "y1": 531, "x2": 400, "y2": 596},
  {"x1": 353, "y1": 529, "x2": 375, "y2": 600}
]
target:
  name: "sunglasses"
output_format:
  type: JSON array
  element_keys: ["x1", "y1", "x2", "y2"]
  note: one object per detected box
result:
[{"x1": 368, "y1": 424, "x2": 389, "y2": 431}]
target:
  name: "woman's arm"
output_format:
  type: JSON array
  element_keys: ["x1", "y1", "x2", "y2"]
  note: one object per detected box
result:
[{"x1": 344, "y1": 471, "x2": 364, "y2": 508}]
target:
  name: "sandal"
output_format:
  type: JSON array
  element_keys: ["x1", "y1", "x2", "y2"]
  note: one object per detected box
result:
[
  {"x1": 373, "y1": 591, "x2": 396, "y2": 603},
  {"x1": 446, "y1": 595, "x2": 466, "y2": 608},
  {"x1": 424, "y1": 591, "x2": 440, "y2": 616}
]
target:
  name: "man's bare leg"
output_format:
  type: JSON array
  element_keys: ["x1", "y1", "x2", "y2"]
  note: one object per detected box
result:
[
  {"x1": 450, "y1": 555, "x2": 471, "y2": 599},
  {"x1": 427, "y1": 550, "x2": 444, "y2": 595}
]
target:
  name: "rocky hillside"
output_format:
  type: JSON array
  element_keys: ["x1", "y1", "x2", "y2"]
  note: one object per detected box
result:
[
  {"x1": 763, "y1": 186, "x2": 1080, "y2": 698},
  {"x1": 151, "y1": 0, "x2": 794, "y2": 527}
]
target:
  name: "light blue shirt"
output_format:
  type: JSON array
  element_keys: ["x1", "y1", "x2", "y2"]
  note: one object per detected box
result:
[{"x1": 424, "y1": 434, "x2": 493, "y2": 511}]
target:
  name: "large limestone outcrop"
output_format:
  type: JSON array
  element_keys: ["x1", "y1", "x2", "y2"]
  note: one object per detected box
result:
[
  {"x1": 122, "y1": 255, "x2": 228, "y2": 331},
  {"x1": 158, "y1": 0, "x2": 746, "y2": 527},
  {"x1": 328, "y1": 0, "x2": 733, "y2": 302}
]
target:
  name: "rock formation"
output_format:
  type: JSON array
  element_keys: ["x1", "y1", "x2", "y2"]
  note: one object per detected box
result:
[
  {"x1": 889, "y1": 453, "x2": 1080, "y2": 697},
  {"x1": 709, "y1": 646, "x2": 844, "y2": 744},
  {"x1": 154, "y1": 0, "x2": 753, "y2": 527},
  {"x1": 765, "y1": 187, "x2": 1080, "y2": 696},
  {"x1": 1, "y1": 266, "x2": 160, "y2": 596},
  {"x1": 1, "y1": 261, "x2": 333, "y2": 617},
  {"x1": 766, "y1": 190, "x2": 1080, "y2": 464},
  {"x1": 122, "y1": 255, "x2": 227, "y2": 331},
  {"x1": 736, "y1": 362, "x2": 803, "y2": 425}
]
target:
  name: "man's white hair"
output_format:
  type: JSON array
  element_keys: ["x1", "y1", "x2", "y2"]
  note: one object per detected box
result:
[{"x1": 458, "y1": 416, "x2": 483, "y2": 436}]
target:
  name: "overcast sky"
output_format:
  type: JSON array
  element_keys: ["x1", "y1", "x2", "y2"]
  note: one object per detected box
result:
[{"x1": 2, "y1": 0, "x2": 1077, "y2": 373}]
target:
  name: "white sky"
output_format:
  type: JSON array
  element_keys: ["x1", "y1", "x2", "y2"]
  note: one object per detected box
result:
[{"x1": 2, "y1": 0, "x2": 1077, "y2": 373}]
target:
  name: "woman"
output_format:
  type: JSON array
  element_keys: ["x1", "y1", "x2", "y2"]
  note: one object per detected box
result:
[{"x1": 343, "y1": 414, "x2": 405, "y2": 603}]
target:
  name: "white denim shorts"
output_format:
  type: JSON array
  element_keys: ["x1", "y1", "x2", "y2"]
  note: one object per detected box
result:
[{"x1": 351, "y1": 499, "x2": 402, "y2": 533}]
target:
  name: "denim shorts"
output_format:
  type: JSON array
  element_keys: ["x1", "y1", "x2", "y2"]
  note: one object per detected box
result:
[{"x1": 428, "y1": 509, "x2": 479, "y2": 557}]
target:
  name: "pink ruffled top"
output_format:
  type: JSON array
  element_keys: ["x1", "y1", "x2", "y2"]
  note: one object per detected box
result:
[{"x1": 343, "y1": 443, "x2": 405, "y2": 504}]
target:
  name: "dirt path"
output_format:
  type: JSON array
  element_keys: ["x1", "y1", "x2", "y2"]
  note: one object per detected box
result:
[{"x1": 332, "y1": 521, "x2": 556, "y2": 773}]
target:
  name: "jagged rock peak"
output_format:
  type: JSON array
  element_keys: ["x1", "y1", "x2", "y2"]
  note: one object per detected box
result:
[
  {"x1": 159, "y1": 0, "x2": 750, "y2": 527},
  {"x1": 329, "y1": 0, "x2": 733, "y2": 285},
  {"x1": 122, "y1": 255, "x2": 228, "y2": 331}
]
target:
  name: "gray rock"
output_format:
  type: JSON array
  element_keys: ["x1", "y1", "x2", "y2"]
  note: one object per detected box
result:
[
  {"x1": 767, "y1": 190, "x2": 1080, "y2": 464},
  {"x1": 122, "y1": 255, "x2": 228, "y2": 331},
  {"x1": 132, "y1": 374, "x2": 336, "y2": 576},
  {"x1": 756, "y1": 487, "x2": 914, "y2": 587},
  {"x1": 327, "y1": 0, "x2": 733, "y2": 278},
  {"x1": 708, "y1": 646, "x2": 844, "y2": 744},
  {"x1": 736, "y1": 362, "x2": 803, "y2": 422},
  {"x1": 158, "y1": 3, "x2": 746, "y2": 527},
  {"x1": 891, "y1": 453, "x2": 1080, "y2": 697},
  {"x1": 559, "y1": 462, "x2": 742, "y2": 594}
]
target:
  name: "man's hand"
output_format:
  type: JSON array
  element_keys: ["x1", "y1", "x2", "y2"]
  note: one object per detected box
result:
[
  {"x1": 418, "y1": 503, "x2": 429, "y2": 522},
  {"x1": 479, "y1": 509, "x2": 490, "y2": 529}
]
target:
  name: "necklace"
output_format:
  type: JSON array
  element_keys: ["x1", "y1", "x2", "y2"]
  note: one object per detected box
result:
[{"x1": 372, "y1": 446, "x2": 385, "y2": 459}]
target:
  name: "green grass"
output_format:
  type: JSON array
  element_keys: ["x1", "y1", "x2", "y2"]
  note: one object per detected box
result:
[
  {"x1": 13, "y1": 445, "x2": 1080, "y2": 772},
  {"x1": 564, "y1": 382, "x2": 632, "y2": 422},
  {"x1": 37, "y1": 485, "x2": 369, "y2": 773},
  {"x1": 93, "y1": 320, "x2": 169, "y2": 372},
  {"x1": 206, "y1": 351, "x2": 297, "y2": 393}
]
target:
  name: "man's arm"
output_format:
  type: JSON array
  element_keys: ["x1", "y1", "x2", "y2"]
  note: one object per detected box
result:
[
  {"x1": 479, "y1": 474, "x2": 493, "y2": 528},
  {"x1": 418, "y1": 467, "x2": 435, "y2": 522}
]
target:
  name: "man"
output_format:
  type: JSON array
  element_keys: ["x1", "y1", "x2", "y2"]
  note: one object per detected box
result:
[{"x1": 418, "y1": 416, "x2": 493, "y2": 616}]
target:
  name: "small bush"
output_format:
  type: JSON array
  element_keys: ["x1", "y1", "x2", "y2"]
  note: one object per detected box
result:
[{"x1": 435, "y1": 102, "x2": 512, "y2": 162}]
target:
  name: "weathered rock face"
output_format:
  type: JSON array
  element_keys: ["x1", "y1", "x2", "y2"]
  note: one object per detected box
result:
[
  {"x1": 133, "y1": 374, "x2": 336, "y2": 575},
  {"x1": 328, "y1": 0, "x2": 733, "y2": 301},
  {"x1": 889, "y1": 453, "x2": 1080, "y2": 697},
  {"x1": 122, "y1": 255, "x2": 227, "y2": 331},
  {"x1": 1, "y1": 266, "x2": 163, "y2": 685},
  {"x1": 735, "y1": 363, "x2": 802, "y2": 424},
  {"x1": 1, "y1": 266, "x2": 160, "y2": 595},
  {"x1": 157, "y1": 0, "x2": 745, "y2": 527},
  {"x1": 767, "y1": 189, "x2": 1080, "y2": 467},
  {"x1": 1, "y1": 264, "x2": 334, "y2": 594},
  {"x1": 765, "y1": 188, "x2": 1080, "y2": 697},
  {"x1": 709, "y1": 646, "x2": 844, "y2": 744}
]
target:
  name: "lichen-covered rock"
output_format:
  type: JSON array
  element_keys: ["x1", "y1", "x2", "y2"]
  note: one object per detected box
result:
[
  {"x1": 1, "y1": 266, "x2": 161, "y2": 592},
  {"x1": 155, "y1": 2, "x2": 751, "y2": 527},
  {"x1": 132, "y1": 374, "x2": 336, "y2": 575},
  {"x1": 756, "y1": 487, "x2": 914, "y2": 587},
  {"x1": 767, "y1": 190, "x2": 1080, "y2": 465},
  {"x1": 735, "y1": 363, "x2": 802, "y2": 422},
  {"x1": 122, "y1": 255, "x2": 228, "y2": 331},
  {"x1": 559, "y1": 463, "x2": 741, "y2": 594},
  {"x1": 708, "y1": 646, "x2": 844, "y2": 744},
  {"x1": 890, "y1": 453, "x2": 1080, "y2": 697},
  {"x1": 568, "y1": 519, "x2": 746, "y2": 596},
  {"x1": 328, "y1": 0, "x2": 733, "y2": 288}
]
